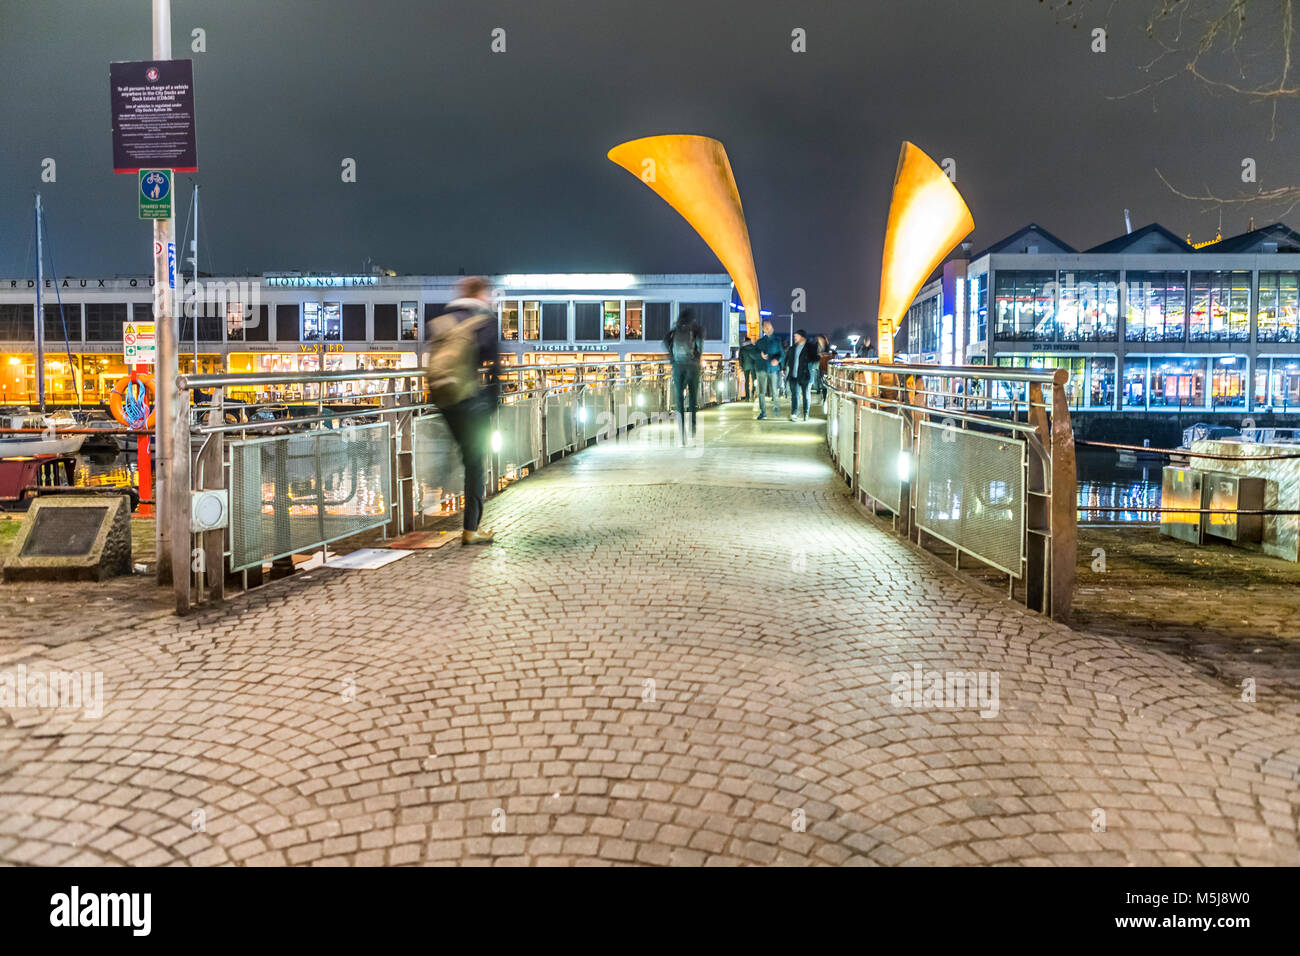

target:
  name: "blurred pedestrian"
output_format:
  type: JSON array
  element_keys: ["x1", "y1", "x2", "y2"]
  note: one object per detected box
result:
[
  {"x1": 425, "y1": 275, "x2": 500, "y2": 545},
  {"x1": 663, "y1": 307, "x2": 704, "y2": 446},
  {"x1": 783, "y1": 329, "x2": 816, "y2": 421},
  {"x1": 739, "y1": 337, "x2": 762, "y2": 404},
  {"x1": 815, "y1": 335, "x2": 831, "y2": 399},
  {"x1": 754, "y1": 319, "x2": 784, "y2": 420}
]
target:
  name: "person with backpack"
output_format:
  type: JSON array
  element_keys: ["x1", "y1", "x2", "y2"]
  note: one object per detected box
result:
[
  {"x1": 662, "y1": 307, "x2": 704, "y2": 446},
  {"x1": 425, "y1": 276, "x2": 500, "y2": 544},
  {"x1": 754, "y1": 319, "x2": 784, "y2": 420},
  {"x1": 738, "y1": 338, "x2": 762, "y2": 404}
]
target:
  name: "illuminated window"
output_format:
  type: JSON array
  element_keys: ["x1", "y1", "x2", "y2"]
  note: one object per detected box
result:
[
  {"x1": 302, "y1": 301, "x2": 341, "y2": 341},
  {"x1": 226, "y1": 302, "x2": 244, "y2": 337},
  {"x1": 625, "y1": 300, "x2": 643, "y2": 339},
  {"x1": 522, "y1": 301, "x2": 541, "y2": 340},
  {"x1": 500, "y1": 300, "x2": 520, "y2": 341},
  {"x1": 400, "y1": 301, "x2": 420, "y2": 341},
  {"x1": 1210, "y1": 356, "x2": 1246, "y2": 408},
  {"x1": 603, "y1": 301, "x2": 621, "y2": 340},
  {"x1": 1190, "y1": 271, "x2": 1250, "y2": 342},
  {"x1": 1257, "y1": 272, "x2": 1299, "y2": 343}
]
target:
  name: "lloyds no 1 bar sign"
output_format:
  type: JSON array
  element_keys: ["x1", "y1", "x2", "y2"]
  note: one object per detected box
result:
[{"x1": 110, "y1": 59, "x2": 198, "y2": 173}]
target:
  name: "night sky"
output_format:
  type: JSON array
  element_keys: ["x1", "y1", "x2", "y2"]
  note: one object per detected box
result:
[{"x1": 3, "y1": 0, "x2": 1298, "y2": 342}]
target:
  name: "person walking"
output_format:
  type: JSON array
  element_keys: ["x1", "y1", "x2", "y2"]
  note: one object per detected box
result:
[
  {"x1": 783, "y1": 329, "x2": 816, "y2": 421},
  {"x1": 662, "y1": 307, "x2": 704, "y2": 445},
  {"x1": 754, "y1": 319, "x2": 784, "y2": 420},
  {"x1": 425, "y1": 276, "x2": 500, "y2": 545},
  {"x1": 815, "y1": 335, "x2": 831, "y2": 399},
  {"x1": 738, "y1": 337, "x2": 762, "y2": 404}
]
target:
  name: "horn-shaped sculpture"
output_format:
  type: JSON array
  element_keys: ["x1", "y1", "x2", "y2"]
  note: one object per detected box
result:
[
  {"x1": 877, "y1": 142, "x2": 974, "y2": 363},
  {"x1": 608, "y1": 135, "x2": 762, "y2": 340}
]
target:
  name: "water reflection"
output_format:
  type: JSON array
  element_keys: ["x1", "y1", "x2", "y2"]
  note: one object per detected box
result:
[{"x1": 1077, "y1": 449, "x2": 1161, "y2": 522}]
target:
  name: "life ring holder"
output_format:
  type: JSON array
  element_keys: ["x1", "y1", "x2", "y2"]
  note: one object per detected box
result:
[{"x1": 109, "y1": 371, "x2": 156, "y2": 430}]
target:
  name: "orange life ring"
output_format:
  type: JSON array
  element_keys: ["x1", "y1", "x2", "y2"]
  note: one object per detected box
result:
[{"x1": 109, "y1": 372, "x2": 156, "y2": 429}]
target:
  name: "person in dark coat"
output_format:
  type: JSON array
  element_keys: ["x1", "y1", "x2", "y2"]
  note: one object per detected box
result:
[
  {"x1": 427, "y1": 276, "x2": 500, "y2": 544},
  {"x1": 662, "y1": 308, "x2": 704, "y2": 446},
  {"x1": 738, "y1": 339, "x2": 762, "y2": 404},
  {"x1": 783, "y1": 329, "x2": 817, "y2": 421}
]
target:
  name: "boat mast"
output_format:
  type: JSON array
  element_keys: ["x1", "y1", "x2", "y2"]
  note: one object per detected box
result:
[{"x1": 34, "y1": 194, "x2": 45, "y2": 413}]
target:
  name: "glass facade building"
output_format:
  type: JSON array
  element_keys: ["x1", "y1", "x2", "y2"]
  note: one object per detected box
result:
[{"x1": 897, "y1": 221, "x2": 1300, "y2": 414}]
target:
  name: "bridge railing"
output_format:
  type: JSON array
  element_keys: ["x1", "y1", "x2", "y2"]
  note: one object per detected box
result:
[
  {"x1": 825, "y1": 359, "x2": 1076, "y2": 622},
  {"x1": 169, "y1": 357, "x2": 740, "y2": 613}
]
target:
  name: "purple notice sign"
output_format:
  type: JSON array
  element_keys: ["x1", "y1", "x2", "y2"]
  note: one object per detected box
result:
[{"x1": 110, "y1": 59, "x2": 197, "y2": 173}]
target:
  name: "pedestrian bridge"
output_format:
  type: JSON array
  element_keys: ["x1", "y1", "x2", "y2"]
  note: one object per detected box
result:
[{"x1": 1, "y1": 379, "x2": 1298, "y2": 865}]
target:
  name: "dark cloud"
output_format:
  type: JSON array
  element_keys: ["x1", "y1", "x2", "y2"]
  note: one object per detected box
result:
[{"x1": 3, "y1": 0, "x2": 1297, "y2": 339}]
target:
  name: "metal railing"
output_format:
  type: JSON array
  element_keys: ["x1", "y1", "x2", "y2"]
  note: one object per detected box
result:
[
  {"x1": 169, "y1": 358, "x2": 740, "y2": 613},
  {"x1": 825, "y1": 359, "x2": 1077, "y2": 622}
]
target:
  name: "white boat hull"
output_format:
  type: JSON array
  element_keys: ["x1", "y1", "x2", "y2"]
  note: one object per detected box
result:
[{"x1": 0, "y1": 434, "x2": 87, "y2": 458}]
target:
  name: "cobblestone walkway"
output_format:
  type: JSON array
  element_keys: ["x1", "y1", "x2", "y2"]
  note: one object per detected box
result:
[{"x1": 1, "y1": 403, "x2": 1298, "y2": 866}]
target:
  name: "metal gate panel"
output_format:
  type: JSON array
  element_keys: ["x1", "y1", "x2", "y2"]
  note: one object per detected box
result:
[
  {"x1": 857, "y1": 405, "x2": 906, "y2": 513},
  {"x1": 412, "y1": 413, "x2": 464, "y2": 519},
  {"x1": 579, "y1": 386, "x2": 611, "y2": 442},
  {"x1": 836, "y1": 394, "x2": 855, "y2": 475},
  {"x1": 826, "y1": 392, "x2": 839, "y2": 455},
  {"x1": 915, "y1": 422, "x2": 1025, "y2": 577},
  {"x1": 230, "y1": 421, "x2": 392, "y2": 572},
  {"x1": 494, "y1": 398, "x2": 540, "y2": 474},
  {"x1": 545, "y1": 391, "x2": 579, "y2": 455}
]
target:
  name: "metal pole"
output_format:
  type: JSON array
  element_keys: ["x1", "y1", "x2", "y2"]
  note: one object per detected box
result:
[
  {"x1": 151, "y1": 0, "x2": 188, "y2": 608},
  {"x1": 34, "y1": 195, "x2": 45, "y2": 412}
]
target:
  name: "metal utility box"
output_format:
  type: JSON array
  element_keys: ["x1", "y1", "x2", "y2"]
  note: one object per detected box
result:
[
  {"x1": 1160, "y1": 466, "x2": 1204, "y2": 544},
  {"x1": 1202, "y1": 472, "x2": 1266, "y2": 543}
]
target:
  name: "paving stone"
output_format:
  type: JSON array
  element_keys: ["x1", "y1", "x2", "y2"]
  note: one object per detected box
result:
[{"x1": 0, "y1": 406, "x2": 1297, "y2": 867}]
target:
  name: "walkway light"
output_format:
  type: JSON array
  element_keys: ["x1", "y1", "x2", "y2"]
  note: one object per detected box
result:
[
  {"x1": 577, "y1": 407, "x2": 588, "y2": 423},
  {"x1": 898, "y1": 450, "x2": 912, "y2": 482},
  {"x1": 491, "y1": 431, "x2": 502, "y2": 452}
]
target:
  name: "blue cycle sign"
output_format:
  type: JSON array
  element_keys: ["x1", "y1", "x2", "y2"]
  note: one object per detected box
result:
[{"x1": 138, "y1": 169, "x2": 172, "y2": 220}]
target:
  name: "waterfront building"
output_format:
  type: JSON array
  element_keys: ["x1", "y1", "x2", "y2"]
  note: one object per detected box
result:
[
  {"x1": 0, "y1": 272, "x2": 735, "y2": 407},
  {"x1": 900, "y1": 221, "x2": 1300, "y2": 415}
]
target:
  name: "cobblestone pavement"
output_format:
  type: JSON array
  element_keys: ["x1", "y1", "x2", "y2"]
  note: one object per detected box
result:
[{"x1": 1, "y1": 403, "x2": 1298, "y2": 866}]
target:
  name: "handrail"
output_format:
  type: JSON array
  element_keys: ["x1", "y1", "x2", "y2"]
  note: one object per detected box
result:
[
  {"x1": 826, "y1": 359, "x2": 1076, "y2": 622},
  {"x1": 177, "y1": 357, "x2": 713, "y2": 391},
  {"x1": 832, "y1": 358, "x2": 1067, "y2": 387}
]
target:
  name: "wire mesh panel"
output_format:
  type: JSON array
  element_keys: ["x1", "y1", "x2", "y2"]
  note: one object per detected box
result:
[
  {"x1": 494, "y1": 398, "x2": 540, "y2": 475},
  {"x1": 412, "y1": 413, "x2": 464, "y2": 519},
  {"x1": 915, "y1": 422, "x2": 1026, "y2": 577},
  {"x1": 857, "y1": 405, "x2": 906, "y2": 513},
  {"x1": 545, "y1": 391, "x2": 579, "y2": 456},
  {"x1": 230, "y1": 421, "x2": 392, "y2": 572},
  {"x1": 836, "y1": 394, "x2": 856, "y2": 474}
]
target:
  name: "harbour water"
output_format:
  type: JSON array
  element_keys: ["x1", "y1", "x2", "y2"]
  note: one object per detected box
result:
[{"x1": 1076, "y1": 448, "x2": 1162, "y2": 524}]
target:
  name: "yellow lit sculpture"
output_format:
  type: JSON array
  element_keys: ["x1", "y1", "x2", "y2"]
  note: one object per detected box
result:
[
  {"x1": 608, "y1": 135, "x2": 763, "y2": 340},
  {"x1": 877, "y1": 142, "x2": 974, "y2": 363}
]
